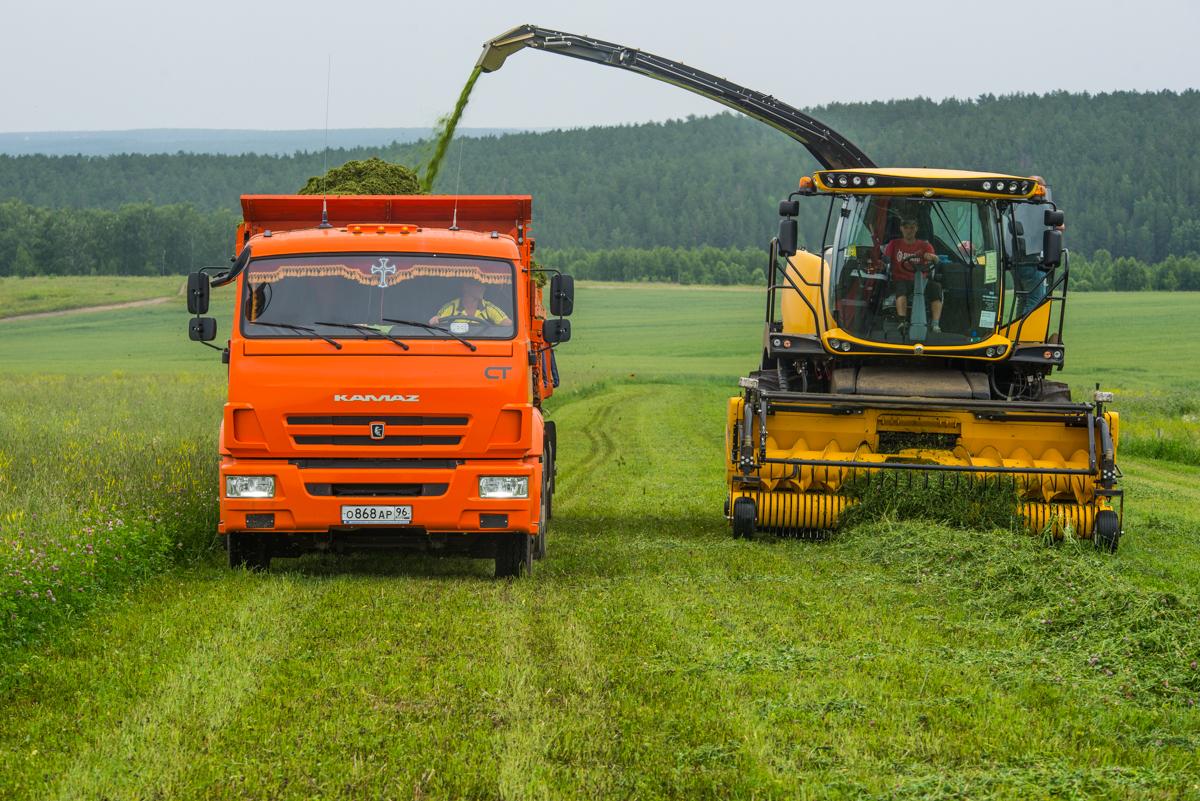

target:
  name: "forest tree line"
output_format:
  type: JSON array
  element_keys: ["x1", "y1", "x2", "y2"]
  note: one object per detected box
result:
[
  {"x1": 0, "y1": 91, "x2": 1197, "y2": 263},
  {"x1": 0, "y1": 197, "x2": 1194, "y2": 291}
]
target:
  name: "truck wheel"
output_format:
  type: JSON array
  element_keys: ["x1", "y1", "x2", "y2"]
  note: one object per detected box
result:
[
  {"x1": 544, "y1": 439, "x2": 555, "y2": 522},
  {"x1": 732, "y1": 497, "x2": 757, "y2": 540},
  {"x1": 228, "y1": 533, "x2": 271, "y2": 571},
  {"x1": 495, "y1": 534, "x2": 533, "y2": 578},
  {"x1": 1093, "y1": 510, "x2": 1121, "y2": 553},
  {"x1": 547, "y1": 419, "x2": 559, "y2": 520},
  {"x1": 534, "y1": 457, "x2": 549, "y2": 561}
]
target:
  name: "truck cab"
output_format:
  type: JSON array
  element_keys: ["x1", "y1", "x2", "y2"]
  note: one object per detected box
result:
[{"x1": 188, "y1": 194, "x2": 573, "y2": 577}]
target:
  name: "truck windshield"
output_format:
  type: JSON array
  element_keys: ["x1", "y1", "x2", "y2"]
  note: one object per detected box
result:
[
  {"x1": 827, "y1": 196, "x2": 1002, "y2": 345},
  {"x1": 240, "y1": 254, "x2": 517, "y2": 340}
]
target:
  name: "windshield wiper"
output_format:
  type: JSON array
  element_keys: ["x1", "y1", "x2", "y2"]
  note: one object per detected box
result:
[
  {"x1": 382, "y1": 318, "x2": 478, "y2": 351},
  {"x1": 249, "y1": 322, "x2": 342, "y2": 350},
  {"x1": 314, "y1": 321, "x2": 410, "y2": 350}
]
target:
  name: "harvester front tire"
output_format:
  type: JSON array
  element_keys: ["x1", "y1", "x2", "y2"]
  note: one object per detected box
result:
[
  {"x1": 1041, "y1": 380, "x2": 1073, "y2": 403},
  {"x1": 1093, "y1": 510, "x2": 1121, "y2": 553},
  {"x1": 732, "y1": 497, "x2": 757, "y2": 540}
]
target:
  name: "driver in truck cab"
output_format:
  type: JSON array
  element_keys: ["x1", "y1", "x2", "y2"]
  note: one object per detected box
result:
[
  {"x1": 429, "y1": 277, "x2": 512, "y2": 326},
  {"x1": 884, "y1": 217, "x2": 944, "y2": 334}
]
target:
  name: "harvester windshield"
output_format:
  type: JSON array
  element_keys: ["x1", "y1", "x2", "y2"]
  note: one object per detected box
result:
[
  {"x1": 240, "y1": 254, "x2": 516, "y2": 340},
  {"x1": 827, "y1": 196, "x2": 1054, "y2": 345}
]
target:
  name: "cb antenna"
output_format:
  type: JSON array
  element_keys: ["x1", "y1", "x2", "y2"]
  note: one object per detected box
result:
[{"x1": 318, "y1": 54, "x2": 333, "y2": 229}]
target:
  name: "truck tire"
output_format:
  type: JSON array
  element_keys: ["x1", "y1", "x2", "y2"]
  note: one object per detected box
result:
[
  {"x1": 495, "y1": 534, "x2": 533, "y2": 578},
  {"x1": 545, "y1": 439, "x2": 555, "y2": 522},
  {"x1": 228, "y1": 532, "x2": 271, "y2": 571},
  {"x1": 534, "y1": 455, "x2": 549, "y2": 561}
]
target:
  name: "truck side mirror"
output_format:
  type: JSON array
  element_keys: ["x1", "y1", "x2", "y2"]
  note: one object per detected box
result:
[
  {"x1": 543, "y1": 318, "x2": 571, "y2": 344},
  {"x1": 549, "y1": 274, "x2": 574, "y2": 317},
  {"x1": 187, "y1": 271, "x2": 210, "y2": 314},
  {"x1": 1041, "y1": 229, "x2": 1063, "y2": 270},
  {"x1": 1044, "y1": 209, "x2": 1065, "y2": 227},
  {"x1": 189, "y1": 317, "x2": 217, "y2": 342},
  {"x1": 778, "y1": 217, "x2": 798, "y2": 257}
]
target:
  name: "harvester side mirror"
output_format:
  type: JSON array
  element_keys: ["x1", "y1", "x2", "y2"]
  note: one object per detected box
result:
[
  {"x1": 549, "y1": 273, "x2": 574, "y2": 317},
  {"x1": 543, "y1": 318, "x2": 571, "y2": 344},
  {"x1": 778, "y1": 217, "x2": 798, "y2": 257},
  {"x1": 189, "y1": 317, "x2": 217, "y2": 342},
  {"x1": 1044, "y1": 209, "x2": 1065, "y2": 227},
  {"x1": 1041, "y1": 229, "x2": 1063, "y2": 270},
  {"x1": 187, "y1": 271, "x2": 210, "y2": 314},
  {"x1": 779, "y1": 199, "x2": 800, "y2": 217}
]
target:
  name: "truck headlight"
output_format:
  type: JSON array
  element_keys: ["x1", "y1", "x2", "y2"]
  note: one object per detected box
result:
[
  {"x1": 226, "y1": 475, "x2": 275, "y2": 498},
  {"x1": 479, "y1": 476, "x2": 528, "y2": 499}
]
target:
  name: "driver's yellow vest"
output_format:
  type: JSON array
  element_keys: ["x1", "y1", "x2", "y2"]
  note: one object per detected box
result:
[{"x1": 435, "y1": 298, "x2": 509, "y2": 323}]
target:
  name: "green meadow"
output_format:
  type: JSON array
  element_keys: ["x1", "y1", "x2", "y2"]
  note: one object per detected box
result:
[
  {"x1": 0, "y1": 284, "x2": 1198, "y2": 800},
  {"x1": 0, "y1": 276, "x2": 181, "y2": 319}
]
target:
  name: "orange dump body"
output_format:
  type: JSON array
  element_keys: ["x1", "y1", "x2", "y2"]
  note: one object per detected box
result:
[{"x1": 217, "y1": 195, "x2": 553, "y2": 554}]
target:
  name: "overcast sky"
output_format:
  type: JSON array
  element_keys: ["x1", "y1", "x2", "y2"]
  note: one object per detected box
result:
[{"x1": 2, "y1": 0, "x2": 1196, "y2": 134}]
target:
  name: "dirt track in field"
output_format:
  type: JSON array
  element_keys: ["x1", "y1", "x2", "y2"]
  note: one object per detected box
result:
[{"x1": 0, "y1": 282, "x2": 185, "y2": 323}]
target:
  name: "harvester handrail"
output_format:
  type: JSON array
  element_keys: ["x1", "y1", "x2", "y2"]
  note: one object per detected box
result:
[
  {"x1": 1006, "y1": 249, "x2": 1071, "y2": 345},
  {"x1": 760, "y1": 391, "x2": 1094, "y2": 415},
  {"x1": 757, "y1": 456, "x2": 1098, "y2": 477},
  {"x1": 768, "y1": 244, "x2": 826, "y2": 335}
]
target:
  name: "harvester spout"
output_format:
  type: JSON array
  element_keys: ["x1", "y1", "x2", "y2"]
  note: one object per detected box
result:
[
  {"x1": 476, "y1": 25, "x2": 538, "y2": 73},
  {"x1": 476, "y1": 23, "x2": 874, "y2": 170}
]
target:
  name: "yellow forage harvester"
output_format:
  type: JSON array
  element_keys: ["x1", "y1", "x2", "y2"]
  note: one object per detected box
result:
[
  {"x1": 469, "y1": 24, "x2": 1123, "y2": 548},
  {"x1": 728, "y1": 169, "x2": 1122, "y2": 549}
]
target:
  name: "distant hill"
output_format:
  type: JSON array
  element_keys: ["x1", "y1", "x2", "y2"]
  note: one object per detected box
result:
[
  {"x1": 0, "y1": 127, "x2": 534, "y2": 157},
  {"x1": 1, "y1": 91, "x2": 1197, "y2": 261}
]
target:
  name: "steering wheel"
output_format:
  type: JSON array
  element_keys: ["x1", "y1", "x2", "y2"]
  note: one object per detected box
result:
[{"x1": 901, "y1": 253, "x2": 937, "y2": 275}]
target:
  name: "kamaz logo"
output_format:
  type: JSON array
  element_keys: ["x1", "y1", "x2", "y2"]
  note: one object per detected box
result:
[{"x1": 333, "y1": 394, "x2": 419, "y2": 402}]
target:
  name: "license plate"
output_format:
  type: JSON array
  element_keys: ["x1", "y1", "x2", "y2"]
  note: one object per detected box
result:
[{"x1": 340, "y1": 505, "x2": 412, "y2": 525}]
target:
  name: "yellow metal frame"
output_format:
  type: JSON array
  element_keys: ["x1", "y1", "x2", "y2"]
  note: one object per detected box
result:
[
  {"x1": 813, "y1": 167, "x2": 1044, "y2": 200},
  {"x1": 725, "y1": 395, "x2": 1119, "y2": 538}
]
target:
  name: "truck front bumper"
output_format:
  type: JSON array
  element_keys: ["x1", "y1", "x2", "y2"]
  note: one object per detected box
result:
[{"x1": 218, "y1": 457, "x2": 540, "y2": 536}]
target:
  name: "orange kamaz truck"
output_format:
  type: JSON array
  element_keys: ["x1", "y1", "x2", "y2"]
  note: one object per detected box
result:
[{"x1": 186, "y1": 194, "x2": 573, "y2": 577}]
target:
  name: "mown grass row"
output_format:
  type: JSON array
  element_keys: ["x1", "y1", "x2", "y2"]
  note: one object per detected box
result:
[
  {"x1": 3, "y1": 381, "x2": 1198, "y2": 800},
  {"x1": 0, "y1": 374, "x2": 220, "y2": 657}
]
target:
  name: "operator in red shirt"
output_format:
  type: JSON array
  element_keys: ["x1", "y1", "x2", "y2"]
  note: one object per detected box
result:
[{"x1": 883, "y1": 216, "x2": 943, "y2": 334}]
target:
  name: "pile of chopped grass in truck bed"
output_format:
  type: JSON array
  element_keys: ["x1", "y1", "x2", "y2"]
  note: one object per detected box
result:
[{"x1": 298, "y1": 157, "x2": 423, "y2": 195}]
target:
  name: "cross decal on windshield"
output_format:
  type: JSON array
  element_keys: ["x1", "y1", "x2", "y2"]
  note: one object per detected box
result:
[{"x1": 371, "y1": 257, "x2": 397, "y2": 288}]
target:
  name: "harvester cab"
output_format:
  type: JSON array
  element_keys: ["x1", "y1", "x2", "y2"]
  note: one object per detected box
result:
[
  {"x1": 732, "y1": 169, "x2": 1122, "y2": 547},
  {"x1": 476, "y1": 24, "x2": 1122, "y2": 549}
]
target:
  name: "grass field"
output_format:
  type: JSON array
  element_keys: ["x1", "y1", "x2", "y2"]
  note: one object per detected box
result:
[
  {"x1": 1, "y1": 283, "x2": 1198, "y2": 799},
  {"x1": 0, "y1": 276, "x2": 182, "y2": 319}
]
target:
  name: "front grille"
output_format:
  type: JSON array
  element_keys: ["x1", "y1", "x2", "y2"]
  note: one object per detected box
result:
[
  {"x1": 293, "y1": 435, "x2": 461, "y2": 447},
  {"x1": 306, "y1": 482, "x2": 449, "y2": 498},
  {"x1": 288, "y1": 415, "x2": 468, "y2": 426},
  {"x1": 286, "y1": 413, "x2": 469, "y2": 449},
  {"x1": 290, "y1": 459, "x2": 461, "y2": 469}
]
